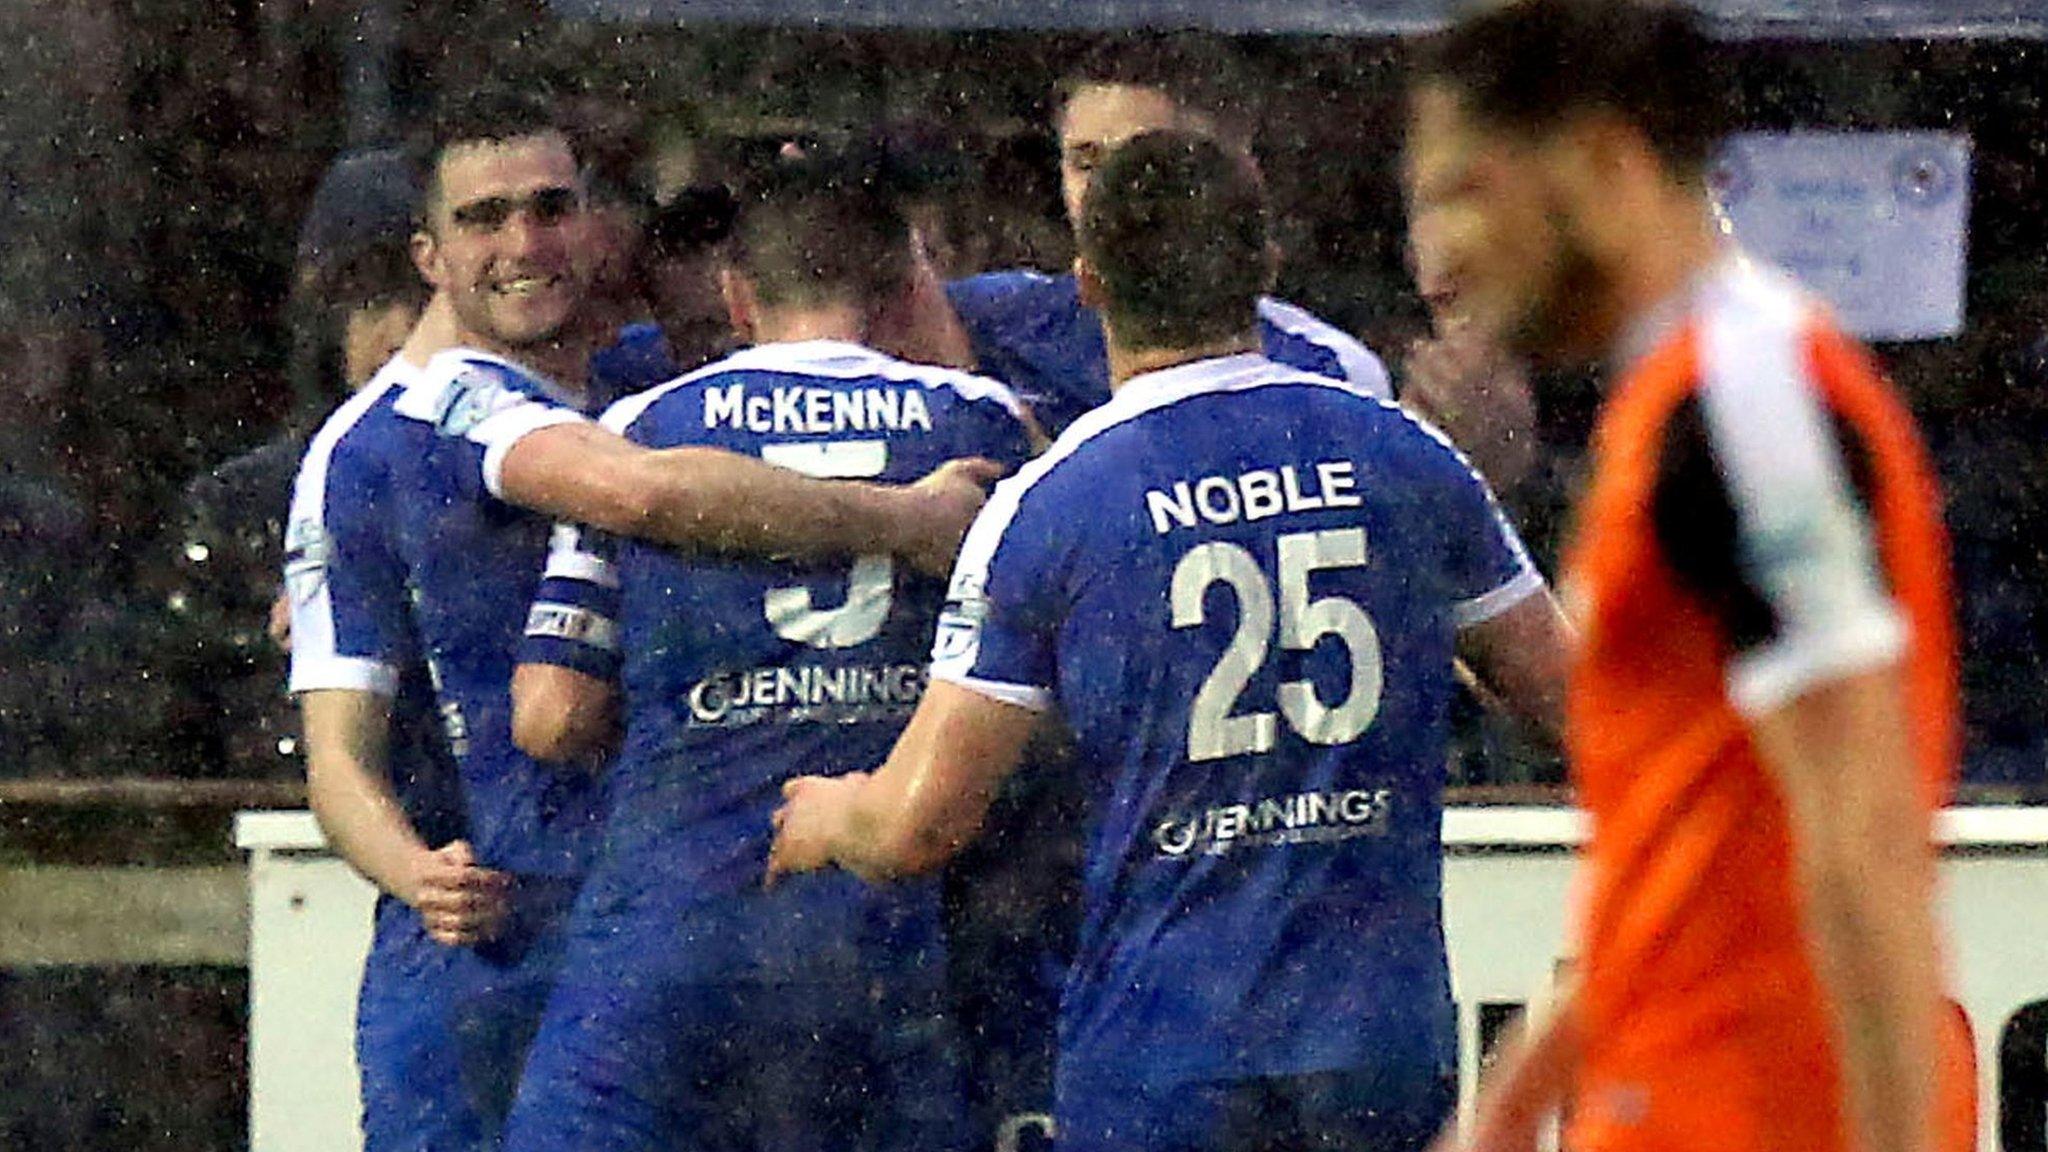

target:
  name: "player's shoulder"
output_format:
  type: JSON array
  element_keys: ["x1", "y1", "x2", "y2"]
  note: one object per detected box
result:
[
  {"x1": 392, "y1": 347, "x2": 569, "y2": 434},
  {"x1": 589, "y1": 321, "x2": 682, "y2": 404},
  {"x1": 1679, "y1": 256, "x2": 1896, "y2": 467},
  {"x1": 946, "y1": 267, "x2": 1078, "y2": 322},
  {"x1": 298, "y1": 359, "x2": 416, "y2": 481},
  {"x1": 1256, "y1": 296, "x2": 1392, "y2": 398}
]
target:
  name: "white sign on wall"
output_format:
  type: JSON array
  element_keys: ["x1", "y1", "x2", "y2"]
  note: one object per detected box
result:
[{"x1": 1710, "y1": 130, "x2": 1971, "y2": 342}]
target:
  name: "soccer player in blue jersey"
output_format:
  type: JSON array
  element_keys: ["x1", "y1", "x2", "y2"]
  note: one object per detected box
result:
[
  {"x1": 493, "y1": 147, "x2": 1036, "y2": 1152},
  {"x1": 289, "y1": 91, "x2": 1005, "y2": 1152},
  {"x1": 869, "y1": 42, "x2": 1410, "y2": 1135},
  {"x1": 769, "y1": 131, "x2": 1572, "y2": 1152},
  {"x1": 929, "y1": 37, "x2": 1392, "y2": 438}
]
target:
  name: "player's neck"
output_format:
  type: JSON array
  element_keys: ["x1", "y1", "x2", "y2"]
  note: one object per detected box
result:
[
  {"x1": 752, "y1": 301, "x2": 867, "y2": 347},
  {"x1": 1106, "y1": 332, "x2": 1261, "y2": 392},
  {"x1": 399, "y1": 295, "x2": 461, "y2": 368},
  {"x1": 1603, "y1": 194, "x2": 1723, "y2": 368}
]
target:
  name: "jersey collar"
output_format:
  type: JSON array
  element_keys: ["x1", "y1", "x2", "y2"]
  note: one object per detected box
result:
[
  {"x1": 1110, "y1": 352, "x2": 1277, "y2": 411},
  {"x1": 704, "y1": 339, "x2": 888, "y2": 376}
]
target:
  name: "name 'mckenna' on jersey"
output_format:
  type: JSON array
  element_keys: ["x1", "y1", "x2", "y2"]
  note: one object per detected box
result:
[
  {"x1": 497, "y1": 338, "x2": 1036, "y2": 1152},
  {"x1": 518, "y1": 338, "x2": 1036, "y2": 981}
]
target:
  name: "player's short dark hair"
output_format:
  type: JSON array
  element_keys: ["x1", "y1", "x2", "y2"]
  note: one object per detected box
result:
[
  {"x1": 727, "y1": 145, "x2": 915, "y2": 310},
  {"x1": 410, "y1": 85, "x2": 581, "y2": 222},
  {"x1": 1056, "y1": 33, "x2": 1256, "y2": 146},
  {"x1": 1077, "y1": 130, "x2": 1267, "y2": 351},
  {"x1": 1416, "y1": 0, "x2": 1728, "y2": 178}
]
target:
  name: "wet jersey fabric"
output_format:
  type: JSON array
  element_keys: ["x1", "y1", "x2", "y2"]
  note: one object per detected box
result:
[
  {"x1": 940, "y1": 268, "x2": 1395, "y2": 1131},
  {"x1": 499, "y1": 339, "x2": 1034, "y2": 1152},
  {"x1": 931, "y1": 352, "x2": 1539, "y2": 1146},
  {"x1": 946, "y1": 270, "x2": 1390, "y2": 437},
  {"x1": 286, "y1": 347, "x2": 602, "y2": 1148}
]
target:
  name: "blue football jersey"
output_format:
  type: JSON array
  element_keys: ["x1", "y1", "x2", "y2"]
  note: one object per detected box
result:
[
  {"x1": 946, "y1": 270, "x2": 1391, "y2": 437},
  {"x1": 588, "y1": 321, "x2": 683, "y2": 410},
  {"x1": 930, "y1": 352, "x2": 1543, "y2": 1090},
  {"x1": 374, "y1": 347, "x2": 605, "y2": 885},
  {"x1": 521, "y1": 339, "x2": 1035, "y2": 985},
  {"x1": 286, "y1": 358, "x2": 467, "y2": 871}
]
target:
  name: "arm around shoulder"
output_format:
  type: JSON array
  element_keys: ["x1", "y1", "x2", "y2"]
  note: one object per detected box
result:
[{"x1": 497, "y1": 422, "x2": 1003, "y2": 576}]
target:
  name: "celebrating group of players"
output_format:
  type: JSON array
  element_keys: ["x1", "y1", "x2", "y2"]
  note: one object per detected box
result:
[{"x1": 286, "y1": 2, "x2": 1977, "y2": 1151}]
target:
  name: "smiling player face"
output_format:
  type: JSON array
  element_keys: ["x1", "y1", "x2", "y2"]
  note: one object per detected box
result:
[{"x1": 415, "y1": 131, "x2": 591, "y2": 354}]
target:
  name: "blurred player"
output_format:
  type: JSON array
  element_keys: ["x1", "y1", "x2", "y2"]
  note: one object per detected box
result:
[
  {"x1": 496, "y1": 146, "x2": 1035, "y2": 1152},
  {"x1": 770, "y1": 130, "x2": 1569, "y2": 1152},
  {"x1": 1406, "y1": 4, "x2": 1973, "y2": 1151},
  {"x1": 288, "y1": 89, "x2": 1001, "y2": 1151}
]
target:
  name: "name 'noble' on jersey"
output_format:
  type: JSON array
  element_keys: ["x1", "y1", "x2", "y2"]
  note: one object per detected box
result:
[{"x1": 929, "y1": 352, "x2": 1544, "y2": 1091}]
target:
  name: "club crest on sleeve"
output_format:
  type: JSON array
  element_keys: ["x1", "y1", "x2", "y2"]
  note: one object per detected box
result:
[
  {"x1": 283, "y1": 518, "x2": 332, "y2": 605},
  {"x1": 436, "y1": 366, "x2": 515, "y2": 438},
  {"x1": 932, "y1": 597, "x2": 986, "y2": 664}
]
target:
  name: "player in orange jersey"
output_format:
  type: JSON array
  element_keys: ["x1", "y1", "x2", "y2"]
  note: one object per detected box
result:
[{"x1": 1406, "y1": 3, "x2": 1974, "y2": 1152}]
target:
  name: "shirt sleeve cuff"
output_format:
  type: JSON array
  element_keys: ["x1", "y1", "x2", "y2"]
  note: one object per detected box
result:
[
  {"x1": 289, "y1": 655, "x2": 399, "y2": 696},
  {"x1": 479, "y1": 406, "x2": 588, "y2": 499},
  {"x1": 1453, "y1": 568, "x2": 1548, "y2": 630},
  {"x1": 928, "y1": 666, "x2": 1053, "y2": 712},
  {"x1": 1726, "y1": 607, "x2": 1909, "y2": 717}
]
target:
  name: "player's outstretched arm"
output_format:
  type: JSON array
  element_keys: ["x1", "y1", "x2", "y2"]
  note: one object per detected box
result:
[
  {"x1": 497, "y1": 422, "x2": 1006, "y2": 577},
  {"x1": 1456, "y1": 588, "x2": 1573, "y2": 751},
  {"x1": 301, "y1": 689, "x2": 512, "y2": 946},
  {"x1": 766, "y1": 681, "x2": 1037, "y2": 884},
  {"x1": 510, "y1": 663, "x2": 616, "y2": 769},
  {"x1": 1749, "y1": 663, "x2": 1940, "y2": 1152}
]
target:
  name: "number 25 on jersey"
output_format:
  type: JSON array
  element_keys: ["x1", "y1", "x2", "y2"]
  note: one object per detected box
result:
[{"x1": 1171, "y1": 527, "x2": 1384, "y2": 762}]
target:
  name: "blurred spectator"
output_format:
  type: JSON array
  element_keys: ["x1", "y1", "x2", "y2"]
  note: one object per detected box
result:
[
  {"x1": 1399, "y1": 199, "x2": 1569, "y2": 789},
  {"x1": 161, "y1": 147, "x2": 426, "y2": 779},
  {"x1": 1401, "y1": 208, "x2": 1541, "y2": 496}
]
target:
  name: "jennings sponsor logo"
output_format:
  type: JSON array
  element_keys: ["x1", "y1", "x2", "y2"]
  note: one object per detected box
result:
[
  {"x1": 686, "y1": 662, "x2": 927, "y2": 727},
  {"x1": 1152, "y1": 788, "x2": 1394, "y2": 858}
]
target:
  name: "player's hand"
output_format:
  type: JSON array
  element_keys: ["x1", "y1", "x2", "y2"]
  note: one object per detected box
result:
[
  {"x1": 765, "y1": 773, "x2": 868, "y2": 886},
  {"x1": 268, "y1": 590, "x2": 293, "y2": 653},
  {"x1": 1402, "y1": 322, "x2": 1538, "y2": 492},
  {"x1": 896, "y1": 457, "x2": 1009, "y2": 577},
  {"x1": 405, "y1": 839, "x2": 514, "y2": 947}
]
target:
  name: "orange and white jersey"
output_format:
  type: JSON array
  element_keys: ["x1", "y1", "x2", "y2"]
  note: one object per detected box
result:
[{"x1": 1562, "y1": 253, "x2": 1970, "y2": 1152}]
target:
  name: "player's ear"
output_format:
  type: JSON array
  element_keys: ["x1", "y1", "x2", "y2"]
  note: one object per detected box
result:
[
  {"x1": 411, "y1": 228, "x2": 442, "y2": 289},
  {"x1": 720, "y1": 266, "x2": 758, "y2": 345},
  {"x1": 1075, "y1": 255, "x2": 1108, "y2": 313}
]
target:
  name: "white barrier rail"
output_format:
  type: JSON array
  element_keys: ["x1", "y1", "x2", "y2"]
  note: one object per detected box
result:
[{"x1": 237, "y1": 807, "x2": 2048, "y2": 1152}]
